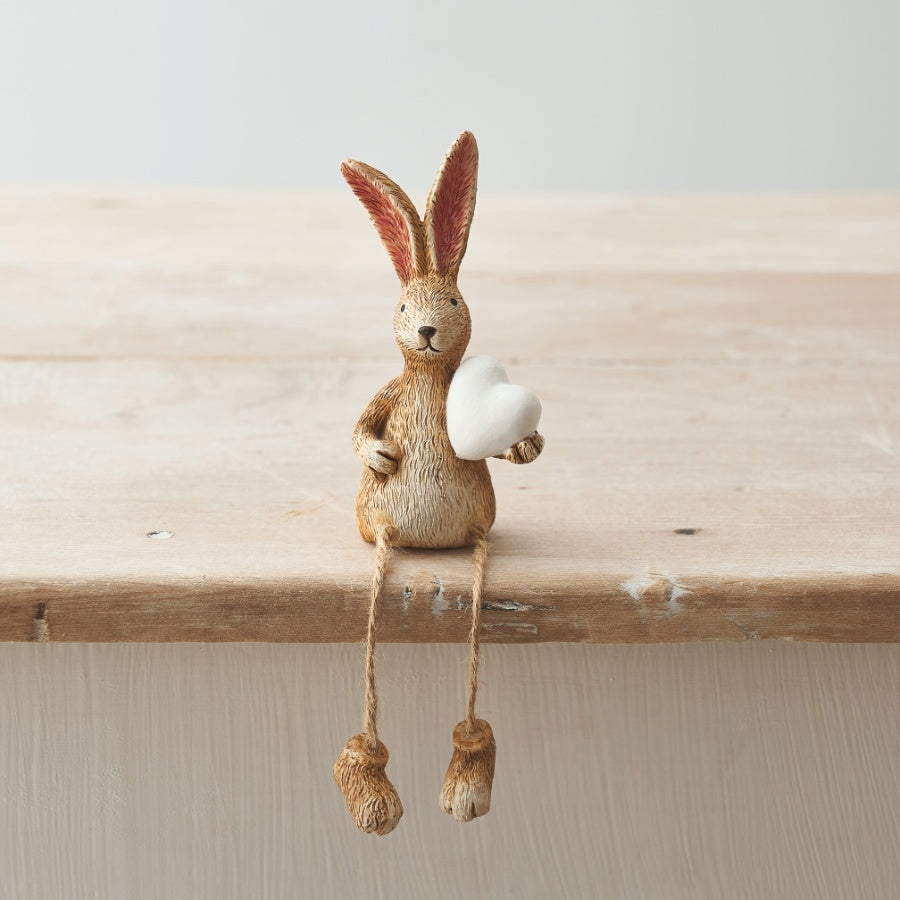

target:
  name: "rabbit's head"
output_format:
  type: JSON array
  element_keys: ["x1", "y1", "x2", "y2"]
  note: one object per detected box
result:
[{"x1": 341, "y1": 132, "x2": 479, "y2": 370}]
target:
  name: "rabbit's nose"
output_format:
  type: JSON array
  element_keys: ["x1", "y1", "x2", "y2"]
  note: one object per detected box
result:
[{"x1": 418, "y1": 326, "x2": 437, "y2": 339}]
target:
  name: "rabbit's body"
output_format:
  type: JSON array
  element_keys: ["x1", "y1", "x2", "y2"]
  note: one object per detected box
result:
[
  {"x1": 343, "y1": 134, "x2": 539, "y2": 551},
  {"x1": 355, "y1": 368, "x2": 496, "y2": 548}
]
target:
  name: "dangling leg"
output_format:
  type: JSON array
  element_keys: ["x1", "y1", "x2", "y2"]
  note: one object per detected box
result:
[
  {"x1": 362, "y1": 521, "x2": 393, "y2": 750},
  {"x1": 465, "y1": 531, "x2": 489, "y2": 732},
  {"x1": 334, "y1": 519, "x2": 403, "y2": 835},
  {"x1": 440, "y1": 529, "x2": 497, "y2": 822}
]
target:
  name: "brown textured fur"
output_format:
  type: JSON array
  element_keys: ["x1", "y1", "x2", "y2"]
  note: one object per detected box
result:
[{"x1": 343, "y1": 132, "x2": 542, "y2": 549}]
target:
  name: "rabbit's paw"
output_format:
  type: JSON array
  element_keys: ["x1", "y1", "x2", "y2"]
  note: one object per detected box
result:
[
  {"x1": 495, "y1": 431, "x2": 544, "y2": 465},
  {"x1": 335, "y1": 735, "x2": 403, "y2": 835},
  {"x1": 363, "y1": 439, "x2": 402, "y2": 475},
  {"x1": 440, "y1": 719, "x2": 496, "y2": 823}
]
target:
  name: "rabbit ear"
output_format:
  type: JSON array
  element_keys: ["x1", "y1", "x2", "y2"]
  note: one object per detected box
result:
[
  {"x1": 424, "y1": 131, "x2": 479, "y2": 278},
  {"x1": 341, "y1": 159, "x2": 426, "y2": 285}
]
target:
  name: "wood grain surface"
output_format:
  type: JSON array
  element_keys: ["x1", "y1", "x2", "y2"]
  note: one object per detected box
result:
[{"x1": 1, "y1": 191, "x2": 898, "y2": 641}]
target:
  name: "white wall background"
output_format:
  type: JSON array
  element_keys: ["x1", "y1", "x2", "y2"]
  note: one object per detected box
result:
[{"x1": 1, "y1": 0, "x2": 898, "y2": 191}]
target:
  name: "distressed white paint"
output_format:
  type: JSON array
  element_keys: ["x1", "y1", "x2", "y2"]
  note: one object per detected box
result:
[
  {"x1": 621, "y1": 575, "x2": 659, "y2": 602},
  {"x1": 430, "y1": 580, "x2": 448, "y2": 619},
  {"x1": 861, "y1": 427, "x2": 896, "y2": 456},
  {"x1": 0, "y1": 644, "x2": 897, "y2": 899}
]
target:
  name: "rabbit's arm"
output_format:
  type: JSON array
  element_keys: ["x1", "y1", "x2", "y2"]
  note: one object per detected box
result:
[
  {"x1": 353, "y1": 378, "x2": 403, "y2": 476},
  {"x1": 494, "y1": 431, "x2": 544, "y2": 465}
]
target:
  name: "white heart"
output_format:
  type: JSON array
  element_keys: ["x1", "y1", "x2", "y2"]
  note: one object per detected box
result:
[{"x1": 447, "y1": 356, "x2": 542, "y2": 460}]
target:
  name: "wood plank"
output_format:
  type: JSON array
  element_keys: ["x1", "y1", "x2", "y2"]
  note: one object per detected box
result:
[
  {"x1": 2, "y1": 190, "x2": 899, "y2": 272},
  {"x1": 0, "y1": 573, "x2": 897, "y2": 643},
  {"x1": 2, "y1": 359, "x2": 897, "y2": 642},
  {"x1": 2, "y1": 268, "x2": 900, "y2": 365},
  {"x1": 1, "y1": 192, "x2": 898, "y2": 641}
]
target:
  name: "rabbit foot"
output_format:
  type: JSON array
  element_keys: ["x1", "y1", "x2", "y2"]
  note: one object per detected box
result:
[
  {"x1": 440, "y1": 719, "x2": 496, "y2": 822},
  {"x1": 334, "y1": 734, "x2": 403, "y2": 835}
]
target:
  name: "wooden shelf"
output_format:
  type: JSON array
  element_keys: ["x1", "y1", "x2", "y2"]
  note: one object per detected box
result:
[{"x1": 2, "y1": 190, "x2": 898, "y2": 642}]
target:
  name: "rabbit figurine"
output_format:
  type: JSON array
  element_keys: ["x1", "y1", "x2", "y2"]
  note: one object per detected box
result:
[{"x1": 333, "y1": 132, "x2": 543, "y2": 834}]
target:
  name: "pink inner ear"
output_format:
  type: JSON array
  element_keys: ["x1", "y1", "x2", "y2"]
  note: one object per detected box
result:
[
  {"x1": 342, "y1": 164, "x2": 417, "y2": 284},
  {"x1": 429, "y1": 135, "x2": 478, "y2": 276}
]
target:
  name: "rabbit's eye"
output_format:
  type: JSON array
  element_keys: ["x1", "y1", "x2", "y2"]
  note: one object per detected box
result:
[
  {"x1": 400, "y1": 304, "x2": 405, "y2": 312},
  {"x1": 450, "y1": 298, "x2": 458, "y2": 306}
]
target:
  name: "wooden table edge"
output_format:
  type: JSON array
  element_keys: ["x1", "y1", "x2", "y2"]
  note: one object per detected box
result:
[{"x1": 1, "y1": 573, "x2": 897, "y2": 643}]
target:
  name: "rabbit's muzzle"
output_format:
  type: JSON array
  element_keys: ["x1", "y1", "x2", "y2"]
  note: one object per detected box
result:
[{"x1": 415, "y1": 325, "x2": 441, "y2": 353}]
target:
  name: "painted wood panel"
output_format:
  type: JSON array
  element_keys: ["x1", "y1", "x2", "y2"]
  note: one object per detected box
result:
[{"x1": 0, "y1": 643, "x2": 897, "y2": 899}]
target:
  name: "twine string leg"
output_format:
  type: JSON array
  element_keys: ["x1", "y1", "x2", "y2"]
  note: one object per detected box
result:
[
  {"x1": 465, "y1": 531, "x2": 489, "y2": 734},
  {"x1": 334, "y1": 517, "x2": 403, "y2": 836},
  {"x1": 440, "y1": 530, "x2": 496, "y2": 822},
  {"x1": 364, "y1": 523, "x2": 394, "y2": 751}
]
